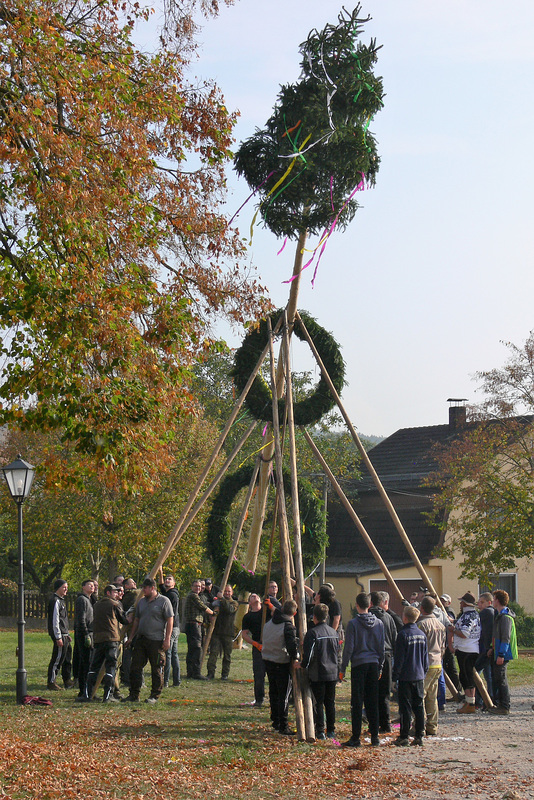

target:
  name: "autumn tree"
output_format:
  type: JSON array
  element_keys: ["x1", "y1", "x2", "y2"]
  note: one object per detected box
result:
[
  {"x1": 0, "y1": 0, "x2": 269, "y2": 487},
  {"x1": 0, "y1": 417, "x2": 222, "y2": 590},
  {"x1": 427, "y1": 333, "x2": 534, "y2": 582}
]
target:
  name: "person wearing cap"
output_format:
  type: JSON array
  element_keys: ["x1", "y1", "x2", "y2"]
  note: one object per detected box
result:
[
  {"x1": 82, "y1": 584, "x2": 130, "y2": 702},
  {"x1": 47, "y1": 579, "x2": 73, "y2": 690},
  {"x1": 123, "y1": 578, "x2": 174, "y2": 703},
  {"x1": 452, "y1": 592, "x2": 481, "y2": 714}
]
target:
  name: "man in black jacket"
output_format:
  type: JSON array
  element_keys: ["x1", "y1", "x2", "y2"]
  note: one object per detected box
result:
[
  {"x1": 47, "y1": 579, "x2": 73, "y2": 690},
  {"x1": 302, "y1": 603, "x2": 339, "y2": 740},
  {"x1": 159, "y1": 574, "x2": 181, "y2": 687},
  {"x1": 74, "y1": 579, "x2": 95, "y2": 699},
  {"x1": 370, "y1": 591, "x2": 397, "y2": 733}
]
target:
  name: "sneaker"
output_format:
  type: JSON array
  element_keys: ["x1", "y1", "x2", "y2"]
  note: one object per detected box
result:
[
  {"x1": 121, "y1": 695, "x2": 140, "y2": 703},
  {"x1": 371, "y1": 736, "x2": 380, "y2": 747},
  {"x1": 456, "y1": 703, "x2": 477, "y2": 714},
  {"x1": 279, "y1": 727, "x2": 296, "y2": 736},
  {"x1": 411, "y1": 737, "x2": 424, "y2": 747},
  {"x1": 253, "y1": 701, "x2": 263, "y2": 708},
  {"x1": 47, "y1": 682, "x2": 62, "y2": 691},
  {"x1": 145, "y1": 697, "x2": 158, "y2": 705},
  {"x1": 172, "y1": 681, "x2": 181, "y2": 687},
  {"x1": 316, "y1": 733, "x2": 326, "y2": 740},
  {"x1": 487, "y1": 706, "x2": 510, "y2": 715},
  {"x1": 103, "y1": 696, "x2": 120, "y2": 703},
  {"x1": 63, "y1": 680, "x2": 75, "y2": 689},
  {"x1": 326, "y1": 731, "x2": 336, "y2": 739},
  {"x1": 163, "y1": 682, "x2": 169, "y2": 689},
  {"x1": 75, "y1": 695, "x2": 91, "y2": 703},
  {"x1": 221, "y1": 676, "x2": 229, "y2": 681},
  {"x1": 342, "y1": 738, "x2": 361, "y2": 748},
  {"x1": 394, "y1": 737, "x2": 410, "y2": 747}
]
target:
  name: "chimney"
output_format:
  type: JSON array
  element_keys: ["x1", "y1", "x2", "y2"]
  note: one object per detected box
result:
[{"x1": 447, "y1": 398, "x2": 467, "y2": 431}]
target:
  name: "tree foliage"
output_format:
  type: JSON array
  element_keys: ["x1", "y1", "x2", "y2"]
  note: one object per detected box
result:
[
  {"x1": 427, "y1": 333, "x2": 534, "y2": 581},
  {"x1": 234, "y1": 5, "x2": 383, "y2": 238},
  {"x1": 0, "y1": 0, "x2": 269, "y2": 484}
]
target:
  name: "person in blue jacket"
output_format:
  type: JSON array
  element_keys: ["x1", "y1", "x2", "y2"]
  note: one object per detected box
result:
[
  {"x1": 487, "y1": 589, "x2": 517, "y2": 715},
  {"x1": 340, "y1": 592, "x2": 384, "y2": 748},
  {"x1": 392, "y1": 605, "x2": 428, "y2": 747}
]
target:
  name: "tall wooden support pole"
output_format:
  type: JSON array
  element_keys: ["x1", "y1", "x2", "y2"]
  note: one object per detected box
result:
[
  {"x1": 200, "y1": 457, "x2": 262, "y2": 670},
  {"x1": 301, "y1": 427, "x2": 405, "y2": 605},
  {"x1": 295, "y1": 311, "x2": 444, "y2": 601},
  {"x1": 267, "y1": 316, "x2": 306, "y2": 741},
  {"x1": 282, "y1": 315, "x2": 315, "y2": 742},
  {"x1": 243, "y1": 228, "x2": 308, "y2": 572}
]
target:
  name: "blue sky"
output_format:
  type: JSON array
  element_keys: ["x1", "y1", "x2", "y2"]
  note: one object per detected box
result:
[{"x1": 147, "y1": 1, "x2": 534, "y2": 437}]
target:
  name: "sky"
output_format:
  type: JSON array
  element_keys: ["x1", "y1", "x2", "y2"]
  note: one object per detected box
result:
[{"x1": 147, "y1": 1, "x2": 534, "y2": 438}]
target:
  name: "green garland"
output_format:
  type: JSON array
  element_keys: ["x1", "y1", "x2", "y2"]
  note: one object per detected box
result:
[
  {"x1": 232, "y1": 309, "x2": 345, "y2": 426},
  {"x1": 206, "y1": 463, "x2": 327, "y2": 592}
]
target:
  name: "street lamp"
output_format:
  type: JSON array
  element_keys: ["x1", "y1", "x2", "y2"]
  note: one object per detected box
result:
[{"x1": 2, "y1": 455, "x2": 35, "y2": 703}]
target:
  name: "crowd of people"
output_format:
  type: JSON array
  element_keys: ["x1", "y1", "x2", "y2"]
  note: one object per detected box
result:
[{"x1": 46, "y1": 575, "x2": 519, "y2": 744}]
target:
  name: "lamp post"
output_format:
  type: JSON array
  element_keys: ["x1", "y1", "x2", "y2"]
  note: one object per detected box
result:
[{"x1": 2, "y1": 455, "x2": 35, "y2": 703}]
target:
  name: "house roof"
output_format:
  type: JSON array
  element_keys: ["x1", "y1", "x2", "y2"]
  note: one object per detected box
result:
[{"x1": 325, "y1": 409, "x2": 534, "y2": 575}]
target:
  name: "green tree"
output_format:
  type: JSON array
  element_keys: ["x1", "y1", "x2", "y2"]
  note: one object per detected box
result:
[
  {"x1": 427, "y1": 333, "x2": 534, "y2": 582},
  {"x1": 0, "y1": 0, "x2": 269, "y2": 485}
]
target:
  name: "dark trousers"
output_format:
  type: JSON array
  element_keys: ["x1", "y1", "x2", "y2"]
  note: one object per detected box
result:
[
  {"x1": 398, "y1": 679, "x2": 425, "y2": 739},
  {"x1": 75, "y1": 632, "x2": 93, "y2": 697},
  {"x1": 443, "y1": 648, "x2": 461, "y2": 691},
  {"x1": 264, "y1": 660, "x2": 292, "y2": 730},
  {"x1": 86, "y1": 641, "x2": 119, "y2": 698},
  {"x1": 378, "y1": 653, "x2": 392, "y2": 728},
  {"x1": 252, "y1": 645, "x2": 266, "y2": 704},
  {"x1": 207, "y1": 633, "x2": 233, "y2": 678},
  {"x1": 475, "y1": 652, "x2": 494, "y2": 704},
  {"x1": 164, "y1": 627, "x2": 181, "y2": 685},
  {"x1": 185, "y1": 622, "x2": 203, "y2": 678},
  {"x1": 491, "y1": 660, "x2": 510, "y2": 710},
  {"x1": 130, "y1": 636, "x2": 165, "y2": 699},
  {"x1": 310, "y1": 679, "x2": 336, "y2": 735},
  {"x1": 48, "y1": 636, "x2": 72, "y2": 686},
  {"x1": 350, "y1": 662, "x2": 380, "y2": 740}
]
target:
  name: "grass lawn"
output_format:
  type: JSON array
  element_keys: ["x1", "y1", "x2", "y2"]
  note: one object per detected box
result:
[{"x1": 1, "y1": 629, "x2": 533, "y2": 799}]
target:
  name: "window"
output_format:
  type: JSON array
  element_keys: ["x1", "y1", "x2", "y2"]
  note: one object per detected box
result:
[{"x1": 479, "y1": 573, "x2": 517, "y2": 602}]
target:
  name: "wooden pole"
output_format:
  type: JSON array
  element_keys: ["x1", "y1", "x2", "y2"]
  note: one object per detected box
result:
[
  {"x1": 294, "y1": 311, "x2": 448, "y2": 608},
  {"x1": 301, "y1": 427, "x2": 405, "y2": 605},
  {"x1": 199, "y1": 457, "x2": 262, "y2": 670},
  {"x1": 267, "y1": 316, "x2": 306, "y2": 741},
  {"x1": 282, "y1": 315, "x2": 316, "y2": 742}
]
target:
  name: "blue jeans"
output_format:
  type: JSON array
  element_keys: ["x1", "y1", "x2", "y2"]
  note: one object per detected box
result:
[{"x1": 164, "y1": 627, "x2": 181, "y2": 685}]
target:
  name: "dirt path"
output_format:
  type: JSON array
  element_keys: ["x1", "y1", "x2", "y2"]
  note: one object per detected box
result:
[{"x1": 368, "y1": 688, "x2": 534, "y2": 800}]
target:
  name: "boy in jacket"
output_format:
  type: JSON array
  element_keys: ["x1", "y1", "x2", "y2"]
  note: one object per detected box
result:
[
  {"x1": 302, "y1": 603, "x2": 339, "y2": 739},
  {"x1": 340, "y1": 592, "x2": 385, "y2": 748},
  {"x1": 392, "y1": 606, "x2": 428, "y2": 747},
  {"x1": 487, "y1": 589, "x2": 517, "y2": 715},
  {"x1": 262, "y1": 599, "x2": 299, "y2": 735}
]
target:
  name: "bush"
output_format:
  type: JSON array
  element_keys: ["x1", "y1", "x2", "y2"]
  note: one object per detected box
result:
[{"x1": 509, "y1": 601, "x2": 534, "y2": 648}]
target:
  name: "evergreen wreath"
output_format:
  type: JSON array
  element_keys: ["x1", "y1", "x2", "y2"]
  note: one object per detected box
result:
[
  {"x1": 232, "y1": 309, "x2": 345, "y2": 426},
  {"x1": 206, "y1": 463, "x2": 327, "y2": 592}
]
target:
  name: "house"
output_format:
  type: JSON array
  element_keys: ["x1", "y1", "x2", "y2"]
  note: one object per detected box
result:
[{"x1": 323, "y1": 401, "x2": 534, "y2": 617}]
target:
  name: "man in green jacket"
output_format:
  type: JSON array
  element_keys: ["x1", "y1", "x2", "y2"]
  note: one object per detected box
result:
[{"x1": 207, "y1": 585, "x2": 238, "y2": 680}]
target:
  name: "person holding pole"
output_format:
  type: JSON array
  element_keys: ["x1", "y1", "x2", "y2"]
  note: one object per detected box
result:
[{"x1": 241, "y1": 593, "x2": 266, "y2": 707}]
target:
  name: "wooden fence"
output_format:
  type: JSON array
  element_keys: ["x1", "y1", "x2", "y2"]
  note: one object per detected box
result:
[{"x1": 0, "y1": 591, "x2": 77, "y2": 620}]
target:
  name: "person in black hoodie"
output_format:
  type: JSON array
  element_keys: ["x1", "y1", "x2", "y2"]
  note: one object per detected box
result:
[
  {"x1": 159, "y1": 574, "x2": 181, "y2": 688},
  {"x1": 302, "y1": 603, "x2": 339, "y2": 740},
  {"x1": 261, "y1": 599, "x2": 299, "y2": 735},
  {"x1": 340, "y1": 592, "x2": 385, "y2": 748},
  {"x1": 369, "y1": 591, "x2": 397, "y2": 733}
]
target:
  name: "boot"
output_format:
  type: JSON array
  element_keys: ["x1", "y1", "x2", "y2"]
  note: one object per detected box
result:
[{"x1": 456, "y1": 702, "x2": 477, "y2": 714}]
